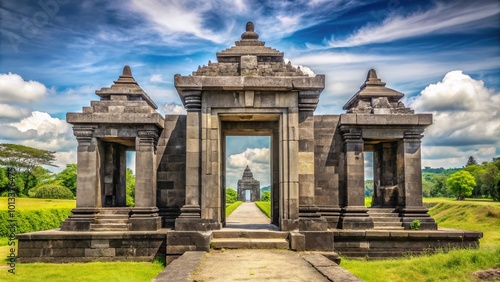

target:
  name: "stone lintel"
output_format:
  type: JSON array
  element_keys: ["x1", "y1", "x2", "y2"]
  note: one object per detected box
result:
[
  {"x1": 175, "y1": 76, "x2": 325, "y2": 93},
  {"x1": 339, "y1": 114, "x2": 432, "y2": 126}
]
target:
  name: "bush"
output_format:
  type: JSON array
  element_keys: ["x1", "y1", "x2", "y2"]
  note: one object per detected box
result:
[
  {"x1": 226, "y1": 188, "x2": 237, "y2": 204},
  {"x1": 226, "y1": 201, "x2": 242, "y2": 217},
  {"x1": 0, "y1": 208, "x2": 73, "y2": 237},
  {"x1": 410, "y1": 219, "x2": 421, "y2": 230},
  {"x1": 34, "y1": 184, "x2": 74, "y2": 199},
  {"x1": 255, "y1": 201, "x2": 271, "y2": 218},
  {"x1": 260, "y1": 191, "x2": 270, "y2": 202}
]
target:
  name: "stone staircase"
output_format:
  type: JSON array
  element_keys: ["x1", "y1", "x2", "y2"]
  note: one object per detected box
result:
[
  {"x1": 89, "y1": 208, "x2": 131, "y2": 231},
  {"x1": 211, "y1": 230, "x2": 289, "y2": 249},
  {"x1": 368, "y1": 208, "x2": 404, "y2": 230}
]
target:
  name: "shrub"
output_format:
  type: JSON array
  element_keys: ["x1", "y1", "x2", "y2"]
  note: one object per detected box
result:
[
  {"x1": 260, "y1": 191, "x2": 270, "y2": 202},
  {"x1": 0, "y1": 208, "x2": 73, "y2": 237},
  {"x1": 226, "y1": 201, "x2": 242, "y2": 217},
  {"x1": 34, "y1": 184, "x2": 74, "y2": 199},
  {"x1": 410, "y1": 219, "x2": 421, "y2": 230},
  {"x1": 226, "y1": 188, "x2": 237, "y2": 204},
  {"x1": 255, "y1": 201, "x2": 271, "y2": 218}
]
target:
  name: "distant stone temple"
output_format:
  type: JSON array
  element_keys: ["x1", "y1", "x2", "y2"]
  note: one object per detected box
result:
[
  {"x1": 237, "y1": 166, "x2": 260, "y2": 202},
  {"x1": 18, "y1": 22, "x2": 482, "y2": 263}
]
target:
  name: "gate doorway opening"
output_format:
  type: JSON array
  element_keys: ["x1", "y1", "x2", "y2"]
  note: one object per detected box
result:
[
  {"x1": 219, "y1": 118, "x2": 280, "y2": 230},
  {"x1": 223, "y1": 136, "x2": 271, "y2": 227}
]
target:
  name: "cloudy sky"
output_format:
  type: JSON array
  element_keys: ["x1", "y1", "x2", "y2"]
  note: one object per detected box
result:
[{"x1": 0, "y1": 0, "x2": 499, "y2": 187}]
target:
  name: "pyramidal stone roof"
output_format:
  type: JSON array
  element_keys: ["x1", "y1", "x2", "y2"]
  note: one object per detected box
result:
[
  {"x1": 96, "y1": 66, "x2": 158, "y2": 109},
  {"x1": 343, "y1": 69, "x2": 413, "y2": 114},
  {"x1": 191, "y1": 22, "x2": 306, "y2": 77},
  {"x1": 241, "y1": 165, "x2": 255, "y2": 179}
]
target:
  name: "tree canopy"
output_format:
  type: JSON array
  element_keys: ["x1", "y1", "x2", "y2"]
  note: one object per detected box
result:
[
  {"x1": 0, "y1": 143, "x2": 56, "y2": 172},
  {"x1": 447, "y1": 170, "x2": 476, "y2": 200}
]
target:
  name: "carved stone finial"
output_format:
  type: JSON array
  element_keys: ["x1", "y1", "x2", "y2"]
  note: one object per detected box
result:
[
  {"x1": 367, "y1": 69, "x2": 377, "y2": 80},
  {"x1": 246, "y1": 22, "x2": 254, "y2": 32},
  {"x1": 123, "y1": 65, "x2": 132, "y2": 76},
  {"x1": 241, "y1": 21, "x2": 259, "y2": 40}
]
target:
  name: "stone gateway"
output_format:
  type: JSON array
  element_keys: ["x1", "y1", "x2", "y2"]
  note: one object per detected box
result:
[
  {"x1": 17, "y1": 22, "x2": 482, "y2": 263},
  {"x1": 237, "y1": 166, "x2": 260, "y2": 202}
]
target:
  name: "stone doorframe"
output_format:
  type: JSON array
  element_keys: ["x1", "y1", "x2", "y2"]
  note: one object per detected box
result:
[
  {"x1": 220, "y1": 115, "x2": 280, "y2": 227},
  {"x1": 175, "y1": 105, "x2": 301, "y2": 231}
]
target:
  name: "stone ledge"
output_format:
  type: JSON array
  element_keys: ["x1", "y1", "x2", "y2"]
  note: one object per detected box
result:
[{"x1": 152, "y1": 251, "x2": 205, "y2": 282}]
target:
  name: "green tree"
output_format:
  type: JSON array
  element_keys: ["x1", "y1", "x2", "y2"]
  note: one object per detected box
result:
[
  {"x1": 34, "y1": 184, "x2": 74, "y2": 199},
  {"x1": 226, "y1": 188, "x2": 237, "y2": 204},
  {"x1": 478, "y1": 162, "x2": 500, "y2": 201},
  {"x1": 466, "y1": 156, "x2": 478, "y2": 167},
  {"x1": 260, "y1": 190, "x2": 270, "y2": 202},
  {"x1": 56, "y1": 164, "x2": 77, "y2": 196},
  {"x1": 0, "y1": 143, "x2": 56, "y2": 196},
  {"x1": 126, "y1": 168, "x2": 135, "y2": 207},
  {"x1": 447, "y1": 171, "x2": 476, "y2": 200}
]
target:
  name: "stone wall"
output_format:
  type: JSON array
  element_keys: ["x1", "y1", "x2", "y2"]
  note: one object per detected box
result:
[
  {"x1": 314, "y1": 115, "x2": 342, "y2": 228},
  {"x1": 17, "y1": 230, "x2": 166, "y2": 263},
  {"x1": 157, "y1": 115, "x2": 187, "y2": 227}
]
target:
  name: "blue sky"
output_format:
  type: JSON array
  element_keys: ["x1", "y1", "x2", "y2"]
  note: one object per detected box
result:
[{"x1": 0, "y1": 0, "x2": 499, "y2": 187}]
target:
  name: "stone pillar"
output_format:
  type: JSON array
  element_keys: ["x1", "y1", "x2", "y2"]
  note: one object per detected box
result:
[
  {"x1": 60, "y1": 125, "x2": 99, "y2": 231},
  {"x1": 339, "y1": 127, "x2": 373, "y2": 229},
  {"x1": 129, "y1": 128, "x2": 161, "y2": 231},
  {"x1": 176, "y1": 91, "x2": 218, "y2": 230},
  {"x1": 297, "y1": 91, "x2": 327, "y2": 230},
  {"x1": 397, "y1": 131, "x2": 437, "y2": 230}
]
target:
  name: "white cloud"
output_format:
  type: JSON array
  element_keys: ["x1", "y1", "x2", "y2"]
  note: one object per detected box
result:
[
  {"x1": 329, "y1": 1, "x2": 499, "y2": 47},
  {"x1": 7, "y1": 111, "x2": 75, "y2": 152},
  {"x1": 129, "y1": 0, "x2": 232, "y2": 43},
  {"x1": 0, "y1": 73, "x2": 47, "y2": 102},
  {"x1": 284, "y1": 58, "x2": 316, "y2": 77},
  {"x1": 226, "y1": 148, "x2": 271, "y2": 188},
  {"x1": 0, "y1": 104, "x2": 30, "y2": 119},
  {"x1": 407, "y1": 70, "x2": 499, "y2": 168},
  {"x1": 162, "y1": 102, "x2": 186, "y2": 115},
  {"x1": 409, "y1": 70, "x2": 500, "y2": 147},
  {"x1": 149, "y1": 74, "x2": 166, "y2": 83}
]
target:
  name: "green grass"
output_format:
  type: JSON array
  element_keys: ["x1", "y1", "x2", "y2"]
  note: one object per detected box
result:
[
  {"x1": 0, "y1": 260, "x2": 163, "y2": 282},
  {"x1": 0, "y1": 197, "x2": 76, "y2": 210},
  {"x1": 342, "y1": 247, "x2": 500, "y2": 282},
  {"x1": 225, "y1": 201, "x2": 242, "y2": 217},
  {"x1": 255, "y1": 201, "x2": 270, "y2": 218}
]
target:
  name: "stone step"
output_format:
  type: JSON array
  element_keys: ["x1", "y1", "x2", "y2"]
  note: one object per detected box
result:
[
  {"x1": 97, "y1": 208, "x2": 132, "y2": 215},
  {"x1": 89, "y1": 223, "x2": 130, "y2": 231},
  {"x1": 212, "y1": 230, "x2": 289, "y2": 239},
  {"x1": 211, "y1": 238, "x2": 289, "y2": 249},
  {"x1": 367, "y1": 208, "x2": 397, "y2": 214},
  {"x1": 370, "y1": 217, "x2": 402, "y2": 222},
  {"x1": 373, "y1": 222, "x2": 403, "y2": 229},
  {"x1": 95, "y1": 219, "x2": 129, "y2": 224},
  {"x1": 373, "y1": 226, "x2": 405, "y2": 230}
]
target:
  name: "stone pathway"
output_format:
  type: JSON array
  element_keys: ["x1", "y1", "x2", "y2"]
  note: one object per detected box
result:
[
  {"x1": 226, "y1": 202, "x2": 278, "y2": 230},
  {"x1": 191, "y1": 249, "x2": 330, "y2": 282}
]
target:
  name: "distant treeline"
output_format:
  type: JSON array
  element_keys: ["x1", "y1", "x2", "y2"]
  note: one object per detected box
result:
[{"x1": 365, "y1": 157, "x2": 500, "y2": 201}]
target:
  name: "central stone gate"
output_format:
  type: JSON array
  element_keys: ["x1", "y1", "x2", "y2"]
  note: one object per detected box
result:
[{"x1": 174, "y1": 22, "x2": 326, "y2": 231}]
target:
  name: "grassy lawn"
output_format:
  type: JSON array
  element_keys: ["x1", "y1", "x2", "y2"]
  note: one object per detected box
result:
[
  {"x1": 225, "y1": 201, "x2": 242, "y2": 217},
  {"x1": 0, "y1": 197, "x2": 76, "y2": 210},
  {"x1": 344, "y1": 198, "x2": 500, "y2": 281},
  {"x1": 255, "y1": 201, "x2": 270, "y2": 218}
]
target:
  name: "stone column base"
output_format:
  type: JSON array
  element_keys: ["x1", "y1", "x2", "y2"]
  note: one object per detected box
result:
[
  {"x1": 60, "y1": 208, "x2": 99, "y2": 231},
  {"x1": 129, "y1": 207, "x2": 161, "y2": 231},
  {"x1": 318, "y1": 206, "x2": 341, "y2": 229},
  {"x1": 175, "y1": 218, "x2": 221, "y2": 231},
  {"x1": 298, "y1": 205, "x2": 328, "y2": 231},
  {"x1": 339, "y1": 206, "x2": 374, "y2": 229},
  {"x1": 398, "y1": 207, "x2": 437, "y2": 230}
]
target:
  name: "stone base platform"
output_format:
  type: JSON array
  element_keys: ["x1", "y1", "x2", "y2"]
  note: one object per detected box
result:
[
  {"x1": 17, "y1": 228, "x2": 483, "y2": 263},
  {"x1": 17, "y1": 229, "x2": 167, "y2": 263},
  {"x1": 333, "y1": 228, "x2": 483, "y2": 259}
]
